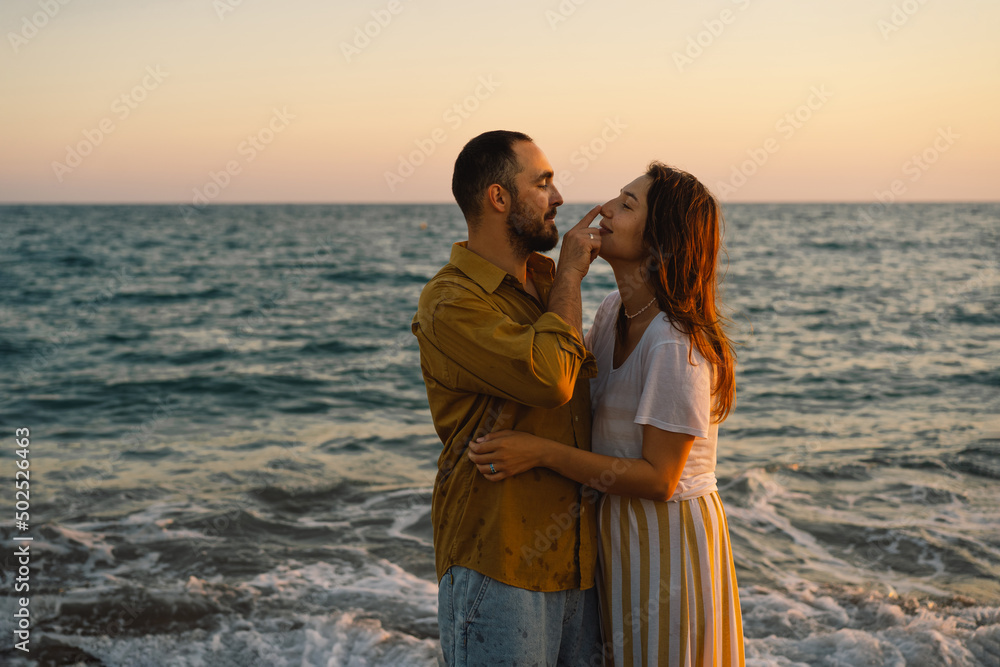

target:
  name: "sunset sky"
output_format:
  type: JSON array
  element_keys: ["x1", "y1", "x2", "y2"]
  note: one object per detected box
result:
[{"x1": 2, "y1": 0, "x2": 997, "y2": 204}]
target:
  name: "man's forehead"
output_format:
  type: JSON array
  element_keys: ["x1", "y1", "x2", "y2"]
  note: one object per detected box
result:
[{"x1": 514, "y1": 141, "x2": 552, "y2": 177}]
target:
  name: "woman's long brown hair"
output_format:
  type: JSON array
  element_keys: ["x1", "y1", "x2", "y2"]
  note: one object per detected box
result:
[{"x1": 615, "y1": 162, "x2": 737, "y2": 422}]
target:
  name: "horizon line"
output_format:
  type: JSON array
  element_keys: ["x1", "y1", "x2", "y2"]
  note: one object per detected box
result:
[{"x1": 2, "y1": 200, "x2": 999, "y2": 206}]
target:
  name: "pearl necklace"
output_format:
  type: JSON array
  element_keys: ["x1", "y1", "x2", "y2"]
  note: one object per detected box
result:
[{"x1": 624, "y1": 296, "x2": 657, "y2": 319}]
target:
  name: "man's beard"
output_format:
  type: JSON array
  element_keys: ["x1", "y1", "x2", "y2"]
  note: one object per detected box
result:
[{"x1": 505, "y1": 196, "x2": 558, "y2": 257}]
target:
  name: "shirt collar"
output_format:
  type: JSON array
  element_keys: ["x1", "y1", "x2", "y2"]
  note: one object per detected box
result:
[{"x1": 449, "y1": 241, "x2": 556, "y2": 294}]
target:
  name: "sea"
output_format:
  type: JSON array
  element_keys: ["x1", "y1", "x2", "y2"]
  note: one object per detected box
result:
[{"x1": 0, "y1": 202, "x2": 998, "y2": 666}]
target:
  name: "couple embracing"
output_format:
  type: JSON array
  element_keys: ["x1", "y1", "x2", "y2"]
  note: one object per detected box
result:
[{"x1": 411, "y1": 130, "x2": 745, "y2": 666}]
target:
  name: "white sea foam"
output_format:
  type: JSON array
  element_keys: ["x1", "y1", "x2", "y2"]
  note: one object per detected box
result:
[
  {"x1": 742, "y1": 581, "x2": 1000, "y2": 666},
  {"x1": 719, "y1": 466, "x2": 986, "y2": 598},
  {"x1": 240, "y1": 550, "x2": 437, "y2": 614},
  {"x1": 36, "y1": 551, "x2": 441, "y2": 666},
  {"x1": 36, "y1": 574, "x2": 997, "y2": 666},
  {"x1": 42, "y1": 612, "x2": 440, "y2": 667}
]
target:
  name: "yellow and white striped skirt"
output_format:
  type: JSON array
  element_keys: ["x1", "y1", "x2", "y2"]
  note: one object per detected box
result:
[{"x1": 597, "y1": 491, "x2": 745, "y2": 667}]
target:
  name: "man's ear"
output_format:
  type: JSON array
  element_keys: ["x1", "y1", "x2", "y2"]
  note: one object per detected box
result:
[{"x1": 486, "y1": 184, "x2": 508, "y2": 214}]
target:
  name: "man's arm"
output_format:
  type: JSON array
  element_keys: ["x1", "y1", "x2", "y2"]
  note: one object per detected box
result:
[
  {"x1": 415, "y1": 282, "x2": 594, "y2": 408},
  {"x1": 413, "y1": 207, "x2": 603, "y2": 407},
  {"x1": 547, "y1": 206, "x2": 603, "y2": 337},
  {"x1": 468, "y1": 425, "x2": 696, "y2": 503}
]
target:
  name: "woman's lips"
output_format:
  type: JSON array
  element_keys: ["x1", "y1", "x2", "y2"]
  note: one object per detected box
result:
[{"x1": 599, "y1": 223, "x2": 613, "y2": 234}]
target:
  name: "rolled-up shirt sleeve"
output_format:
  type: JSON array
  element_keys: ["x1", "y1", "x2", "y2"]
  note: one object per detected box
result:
[{"x1": 415, "y1": 282, "x2": 597, "y2": 408}]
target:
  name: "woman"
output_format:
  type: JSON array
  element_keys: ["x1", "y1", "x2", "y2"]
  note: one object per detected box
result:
[{"x1": 467, "y1": 162, "x2": 745, "y2": 666}]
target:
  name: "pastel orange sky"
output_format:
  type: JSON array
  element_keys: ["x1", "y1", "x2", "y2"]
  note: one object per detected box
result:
[{"x1": 2, "y1": 0, "x2": 998, "y2": 204}]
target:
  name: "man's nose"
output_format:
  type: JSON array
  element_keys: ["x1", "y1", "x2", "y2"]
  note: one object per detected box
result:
[{"x1": 551, "y1": 188, "x2": 564, "y2": 208}]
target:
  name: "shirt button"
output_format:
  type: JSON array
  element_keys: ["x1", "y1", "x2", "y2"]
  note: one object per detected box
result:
[{"x1": 574, "y1": 416, "x2": 579, "y2": 422}]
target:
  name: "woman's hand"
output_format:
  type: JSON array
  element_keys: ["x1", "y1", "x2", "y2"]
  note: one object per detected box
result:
[{"x1": 467, "y1": 430, "x2": 550, "y2": 482}]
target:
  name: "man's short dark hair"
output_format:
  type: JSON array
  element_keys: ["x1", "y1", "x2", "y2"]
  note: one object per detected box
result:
[{"x1": 451, "y1": 130, "x2": 533, "y2": 222}]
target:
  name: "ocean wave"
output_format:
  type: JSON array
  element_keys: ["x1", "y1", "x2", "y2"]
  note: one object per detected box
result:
[
  {"x1": 3, "y1": 203, "x2": 998, "y2": 665},
  {"x1": 115, "y1": 287, "x2": 233, "y2": 303},
  {"x1": 946, "y1": 441, "x2": 1000, "y2": 480},
  {"x1": 743, "y1": 582, "x2": 1000, "y2": 667},
  {"x1": 1, "y1": 552, "x2": 441, "y2": 666}
]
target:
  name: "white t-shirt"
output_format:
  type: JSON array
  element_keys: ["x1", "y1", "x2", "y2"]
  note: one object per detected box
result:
[{"x1": 584, "y1": 290, "x2": 719, "y2": 502}]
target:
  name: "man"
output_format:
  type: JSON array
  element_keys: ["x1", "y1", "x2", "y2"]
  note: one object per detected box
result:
[{"x1": 411, "y1": 130, "x2": 604, "y2": 666}]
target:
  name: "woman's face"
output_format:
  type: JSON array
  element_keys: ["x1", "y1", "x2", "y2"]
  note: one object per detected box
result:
[{"x1": 597, "y1": 174, "x2": 651, "y2": 264}]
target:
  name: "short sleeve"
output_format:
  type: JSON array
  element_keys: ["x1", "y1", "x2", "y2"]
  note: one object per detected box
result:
[
  {"x1": 634, "y1": 340, "x2": 712, "y2": 439},
  {"x1": 585, "y1": 290, "x2": 620, "y2": 352}
]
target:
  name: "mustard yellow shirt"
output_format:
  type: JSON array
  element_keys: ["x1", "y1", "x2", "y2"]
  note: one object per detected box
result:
[{"x1": 411, "y1": 241, "x2": 599, "y2": 592}]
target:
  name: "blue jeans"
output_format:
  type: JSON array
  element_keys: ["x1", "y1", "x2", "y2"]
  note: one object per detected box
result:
[{"x1": 437, "y1": 565, "x2": 603, "y2": 667}]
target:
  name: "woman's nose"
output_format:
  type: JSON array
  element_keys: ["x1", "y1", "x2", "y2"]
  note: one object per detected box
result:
[{"x1": 599, "y1": 201, "x2": 614, "y2": 218}]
